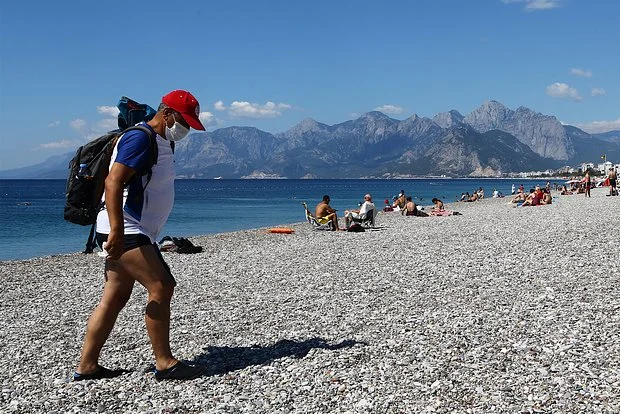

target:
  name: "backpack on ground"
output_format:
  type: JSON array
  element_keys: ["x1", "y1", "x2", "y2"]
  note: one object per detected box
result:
[{"x1": 64, "y1": 97, "x2": 159, "y2": 253}]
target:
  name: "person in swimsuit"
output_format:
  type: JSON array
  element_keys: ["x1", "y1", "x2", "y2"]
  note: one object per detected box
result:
[
  {"x1": 608, "y1": 168, "x2": 617, "y2": 196},
  {"x1": 431, "y1": 198, "x2": 444, "y2": 212},
  {"x1": 540, "y1": 189, "x2": 553, "y2": 204},
  {"x1": 584, "y1": 170, "x2": 591, "y2": 198},
  {"x1": 402, "y1": 196, "x2": 428, "y2": 217},
  {"x1": 315, "y1": 195, "x2": 341, "y2": 231}
]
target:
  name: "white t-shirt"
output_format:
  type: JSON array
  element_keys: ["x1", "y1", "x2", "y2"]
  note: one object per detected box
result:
[
  {"x1": 96, "y1": 125, "x2": 175, "y2": 243},
  {"x1": 359, "y1": 201, "x2": 375, "y2": 217}
]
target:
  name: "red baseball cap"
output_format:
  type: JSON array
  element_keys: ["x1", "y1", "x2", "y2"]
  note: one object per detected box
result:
[{"x1": 161, "y1": 90, "x2": 206, "y2": 130}]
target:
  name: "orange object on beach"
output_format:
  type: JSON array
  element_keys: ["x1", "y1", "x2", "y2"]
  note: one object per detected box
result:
[{"x1": 268, "y1": 228, "x2": 295, "y2": 234}]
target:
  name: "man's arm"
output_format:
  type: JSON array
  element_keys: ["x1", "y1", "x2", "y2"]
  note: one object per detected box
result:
[
  {"x1": 359, "y1": 202, "x2": 370, "y2": 216},
  {"x1": 104, "y1": 162, "x2": 136, "y2": 260}
]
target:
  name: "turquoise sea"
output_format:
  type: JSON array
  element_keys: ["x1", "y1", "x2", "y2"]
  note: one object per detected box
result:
[{"x1": 0, "y1": 178, "x2": 546, "y2": 261}]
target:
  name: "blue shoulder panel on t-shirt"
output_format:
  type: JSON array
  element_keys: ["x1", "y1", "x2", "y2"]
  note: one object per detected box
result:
[{"x1": 115, "y1": 125, "x2": 153, "y2": 174}]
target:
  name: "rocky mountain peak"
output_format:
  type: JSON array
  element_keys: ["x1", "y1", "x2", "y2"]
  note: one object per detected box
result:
[
  {"x1": 433, "y1": 110, "x2": 464, "y2": 128},
  {"x1": 287, "y1": 118, "x2": 326, "y2": 135},
  {"x1": 360, "y1": 111, "x2": 391, "y2": 120},
  {"x1": 463, "y1": 101, "x2": 573, "y2": 160},
  {"x1": 465, "y1": 100, "x2": 511, "y2": 130}
]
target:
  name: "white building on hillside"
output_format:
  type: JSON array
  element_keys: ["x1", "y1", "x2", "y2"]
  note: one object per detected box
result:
[
  {"x1": 557, "y1": 165, "x2": 576, "y2": 174},
  {"x1": 580, "y1": 162, "x2": 595, "y2": 172},
  {"x1": 597, "y1": 161, "x2": 612, "y2": 173}
]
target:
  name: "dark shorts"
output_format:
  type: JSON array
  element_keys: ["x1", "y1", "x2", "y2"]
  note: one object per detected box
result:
[
  {"x1": 96, "y1": 232, "x2": 176, "y2": 286},
  {"x1": 611, "y1": 179, "x2": 617, "y2": 187}
]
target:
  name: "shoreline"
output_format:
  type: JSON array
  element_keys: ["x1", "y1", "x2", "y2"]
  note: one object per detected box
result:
[{"x1": 1, "y1": 189, "x2": 618, "y2": 412}]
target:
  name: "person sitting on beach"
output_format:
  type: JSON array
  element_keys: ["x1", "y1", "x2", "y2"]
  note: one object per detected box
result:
[
  {"x1": 402, "y1": 196, "x2": 428, "y2": 217},
  {"x1": 511, "y1": 191, "x2": 527, "y2": 203},
  {"x1": 467, "y1": 192, "x2": 478, "y2": 202},
  {"x1": 345, "y1": 194, "x2": 376, "y2": 226},
  {"x1": 459, "y1": 192, "x2": 468, "y2": 202},
  {"x1": 521, "y1": 189, "x2": 540, "y2": 207},
  {"x1": 534, "y1": 185, "x2": 544, "y2": 201},
  {"x1": 560, "y1": 185, "x2": 573, "y2": 195},
  {"x1": 540, "y1": 189, "x2": 553, "y2": 205},
  {"x1": 315, "y1": 195, "x2": 341, "y2": 231},
  {"x1": 383, "y1": 199, "x2": 393, "y2": 212},
  {"x1": 477, "y1": 187, "x2": 484, "y2": 199},
  {"x1": 392, "y1": 191, "x2": 406, "y2": 210},
  {"x1": 431, "y1": 198, "x2": 444, "y2": 212}
]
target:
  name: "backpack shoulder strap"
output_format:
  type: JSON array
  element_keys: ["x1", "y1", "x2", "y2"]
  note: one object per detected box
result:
[{"x1": 120, "y1": 125, "x2": 158, "y2": 171}]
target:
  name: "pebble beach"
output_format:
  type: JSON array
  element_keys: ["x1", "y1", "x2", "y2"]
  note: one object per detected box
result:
[{"x1": 1, "y1": 189, "x2": 619, "y2": 413}]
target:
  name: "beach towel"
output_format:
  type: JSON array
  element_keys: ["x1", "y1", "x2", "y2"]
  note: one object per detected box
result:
[{"x1": 431, "y1": 210, "x2": 453, "y2": 216}]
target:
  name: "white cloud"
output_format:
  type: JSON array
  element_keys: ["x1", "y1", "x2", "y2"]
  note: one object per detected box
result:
[
  {"x1": 95, "y1": 118, "x2": 119, "y2": 132},
  {"x1": 214, "y1": 100, "x2": 226, "y2": 111},
  {"x1": 574, "y1": 119, "x2": 620, "y2": 133},
  {"x1": 591, "y1": 88, "x2": 606, "y2": 96},
  {"x1": 546, "y1": 82, "x2": 582, "y2": 101},
  {"x1": 48, "y1": 120, "x2": 60, "y2": 128},
  {"x1": 228, "y1": 101, "x2": 292, "y2": 119},
  {"x1": 97, "y1": 105, "x2": 120, "y2": 117},
  {"x1": 70, "y1": 119, "x2": 87, "y2": 130},
  {"x1": 526, "y1": 0, "x2": 561, "y2": 10},
  {"x1": 199, "y1": 111, "x2": 222, "y2": 127},
  {"x1": 38, "y1": 139, "x2": 80, "y2": 149},
  {"x1": 502, "y1": 0, "x2": 561, "y2": 11},
  {"x1": 374, "y1": 104, "x2": 404, "y2": 115},
  {"x1": 570, "y1": 68, "x2": 593, "y2": 78}
]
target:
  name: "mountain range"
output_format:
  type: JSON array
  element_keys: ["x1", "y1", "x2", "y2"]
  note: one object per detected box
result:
[{"x1": 2, "y1": 101, "x2": 619, "y2": 179}]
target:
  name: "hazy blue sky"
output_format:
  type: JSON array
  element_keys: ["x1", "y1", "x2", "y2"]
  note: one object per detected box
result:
[{"x1": 1, "y1": 0, "x2": 618, "y2": 169}]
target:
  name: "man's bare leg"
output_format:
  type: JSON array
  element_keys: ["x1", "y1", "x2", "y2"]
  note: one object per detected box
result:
[
  {"x1": 77, "y1": 244, "x2": 177, "y2": 374},
  {"x1": 77, "y1": 266, "x2": 135, "y2": 374},
  {"x1": 120, "y1": 245, "x2": 177, "y2": 371},
  {"x1": 328, "y1": 212, "x2": 341, "y2": 230}
]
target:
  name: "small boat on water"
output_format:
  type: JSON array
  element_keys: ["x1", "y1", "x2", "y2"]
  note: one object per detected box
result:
[{"x1": 214, "y1": 176, "x2": 223, "y2": 180}]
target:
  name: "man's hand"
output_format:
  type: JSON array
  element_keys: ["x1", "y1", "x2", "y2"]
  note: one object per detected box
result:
[{"x1": 104, "y1": 232, "x2": 124, "y2": 260}]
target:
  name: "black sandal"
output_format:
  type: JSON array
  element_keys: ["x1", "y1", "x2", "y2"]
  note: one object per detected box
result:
[
  {"x1": 154, "y1": 361, "x2": 206, "y2": 381},
  {"x1": 73, "y1": 365, "x2": 129, "y2": 381}
]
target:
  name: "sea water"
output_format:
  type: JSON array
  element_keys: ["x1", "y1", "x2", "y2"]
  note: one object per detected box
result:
[{"x1": 0, "y1": 178, "x2": 545, "y2": 261}]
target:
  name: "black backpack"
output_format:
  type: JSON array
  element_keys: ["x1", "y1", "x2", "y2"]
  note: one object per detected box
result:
[{"x1": 64, "y1": 97, "x2": 162, "y2": 253}]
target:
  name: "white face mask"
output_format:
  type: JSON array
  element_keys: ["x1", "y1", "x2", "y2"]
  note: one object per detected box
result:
[{"x1": 165, "y1": 113, "x2": 190, "y2": 141}]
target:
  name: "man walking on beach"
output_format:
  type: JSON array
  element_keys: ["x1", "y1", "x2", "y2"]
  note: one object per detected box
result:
[
  {"x1": 74, "y1": 90, "x2": 207, "y2": 381},
  {"x1": 608, "y1": 168, "x2": 617, "y2": 196},
  {"x1": 584, "y1": 169, "x2": 592, "y2": 198}
]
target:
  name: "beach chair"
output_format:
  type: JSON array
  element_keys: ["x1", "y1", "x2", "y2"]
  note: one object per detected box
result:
[
  {"x1": 349, "y1": 208, "x2": 376, "y2": 228},
  {"x1": 302, "y1": 202, "x2": 333, "y2": 230}
]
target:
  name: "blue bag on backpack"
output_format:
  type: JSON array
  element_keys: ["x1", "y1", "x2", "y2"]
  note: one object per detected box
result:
[{"x1": 117, "y1": 96, "x2": 157, "y2": 130}]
